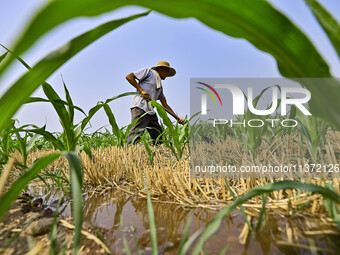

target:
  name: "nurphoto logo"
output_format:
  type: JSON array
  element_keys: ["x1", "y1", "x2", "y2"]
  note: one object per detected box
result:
[
  {"x1": 189, "y1": 78, "x2": 339, "y2": 179},
  {"x1": 195, "y1": 79, "x2": 311, "y2": 128},
  {"x1": 198, "y1": 82, "x2": 311, "y2": 116}
]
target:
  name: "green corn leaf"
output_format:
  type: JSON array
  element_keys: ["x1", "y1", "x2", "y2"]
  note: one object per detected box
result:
[
  {"x1": 0, "y1": 11, "x2": 150, "y2": 134},
  {"x1": 28, "y1": 127, "x2": 66, "y2": 151},
  {"x1": 0, "y1": 0, "x2": 328, "y2": 78},
  {"x1": 80, "y1": 103, "x2": 104, "y2": 132},
  {"x1": 0, "y1": 43, "x2": 31, "y2": 70},
  {"x1": 219, "y1": 244, "x2": 230, "y2": 255},
  {"x1": 149, "y1": 100, "x2": 175, "y2": 137},
  {"x1": 146, "y1": 191, "x2": 158, "y2": 255},
  {"x1": 62, "y1": 77, "x2": 75, "y2": 125},
  {"x1": 179, "y1": 122, "x2": 189, "y2": 143},
  {"x1": 25, "y1": 97, "x2": 86, "y2": 116},
  {"x1": 149, "y1": 99, "x2": 184, "y2": 158},
  {"x1": 25, "y1": 97, "x2": 50, "y2": 103},
  {"x1": 192, "y1": 180, "x2": 340, "y2": 255},
  {"x1": 225, "y1": 179, "x2": 252, "y2": 231},
  {"x1": 49, "y1": 198, "x2": 61, "y2": 255},
  {"x1": 61, "y1": 151, "x2": 83, "y2": 255},
  {"x1": 105, "y1": 91, "x2": 140, "y2": 104},
  {"x1": 79, "y1": 92, "x2": 138, "y2": 136},
  {"x1": 124, "y1": 113, "x2": 147, "y2": 142},
  {"x1": 13, "y1": 124, "x2": 28, "y2": 166},
  {"x1": 42, "y1": 83, "x2": 75, "y2": 150},
  {"x1": 332, "y1": 204, "x2": 340, "y2": 233},
  {"x1": 0, "y1": 51, "x2": 8, "y2": 64},
  {"x1": 122, "y1": 237, "x2": 132, "y2": 255},
  {"x1": 140, "y1": 135, "x2": 154, "y2": 164},
  {"x1": 304, "y1": 0, "x2": 340, "y2": 58},
  {"x1": 103, "y1": 103, "x2": 123, "y2": 143},
  {"x1": 0, "y1": 153, "x2": 61, "y2": 220},
  {"x1": 178, "y1": 216, "x2": 193, "y2": 255},
  {"x1": 255, "y1": 193, "x2": 268, "y2": 231},
  {"x1": 3, "y1": 45, "x2": 86, "y2": 123},
  {"x1": 81, "y1": 145, "x2": 92, "y2": 160},
  {"x1": 180, "y1": 229, "x2": 202, "y2": 255}
]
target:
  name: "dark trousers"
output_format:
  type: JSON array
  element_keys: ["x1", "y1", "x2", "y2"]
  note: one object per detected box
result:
[{"x1": 127, "y1": 107, "x2": 163, "y2": 145}]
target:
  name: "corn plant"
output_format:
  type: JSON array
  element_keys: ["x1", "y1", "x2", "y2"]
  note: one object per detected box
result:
[
  {"x1": 190, "y1": 117, "x2": 228, "y2": 144},
  {"x1": 150, "y1": 100, "x2": 189, "y2": 160},
  {"x1": 0, "y1": 120, "x2": 16, "y2": 167},
  {"x1": 102, "y1": 103, "x2": 144, "y2": 147},
  {"x1": 293, "y1": 105, "x2": 329, "y2": 161},
  {"x1": 31, "y1": 82, "x2": 138, "y2": 152},
  {"x1": 233, "y1": 86, "x2": 281, "y2": 157},
  {"x1": 13, "y1": 58, "x2": 138, "y2": 152},
  {"x1": 10, "y1": 122, "x2": 42, "y2": 167},
  {"x1": 0, "y1": 120, "x2": 45, "y2": 169}
]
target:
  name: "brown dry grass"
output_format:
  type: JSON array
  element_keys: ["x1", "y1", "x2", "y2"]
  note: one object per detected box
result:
[{"x1": 9, "y1": 131, "x2": 339, "y2": 219}]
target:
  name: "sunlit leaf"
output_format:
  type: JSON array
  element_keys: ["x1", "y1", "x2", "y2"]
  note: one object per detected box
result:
[{"x1": 0, "y1": 11, "x2": 150, "y2": 133}]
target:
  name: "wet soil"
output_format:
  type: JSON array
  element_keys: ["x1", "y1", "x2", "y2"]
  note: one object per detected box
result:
[
  {"x1": 0, "y1": 193, "x2": 108, "y2": 254},
  {"x1": 1, "y1": 186, "x2": 340, "y2": 254}
]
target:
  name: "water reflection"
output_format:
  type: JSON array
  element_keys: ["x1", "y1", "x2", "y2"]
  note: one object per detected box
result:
[{"x1": 28, "y1": 186, "x2": 340, "y2": 255}]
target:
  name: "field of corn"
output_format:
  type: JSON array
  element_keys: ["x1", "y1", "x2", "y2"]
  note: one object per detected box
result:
[{"x1": 1, "y1": 0, "x2": 340, "y2": 254}]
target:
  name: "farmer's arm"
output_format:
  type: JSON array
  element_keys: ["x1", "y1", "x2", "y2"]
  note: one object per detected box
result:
[
  {"x1": 159, "y1": 97, "x2": 184, "y2": 124},
  {"x1": 126, "y1": 73, "x2": 150, "y2": 100}
]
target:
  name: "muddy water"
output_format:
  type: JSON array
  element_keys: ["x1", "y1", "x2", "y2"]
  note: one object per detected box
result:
[{"x1": 28, "y1": 186, "x2": 339, "y2": 255}]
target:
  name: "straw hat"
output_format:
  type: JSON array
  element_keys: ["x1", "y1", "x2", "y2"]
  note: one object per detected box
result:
[{"x1": 151, "y1": 61, "x2": 176, "y2": 77}]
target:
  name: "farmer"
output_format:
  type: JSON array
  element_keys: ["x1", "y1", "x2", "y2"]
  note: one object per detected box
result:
[{"x1": 126, "y1": 61, "x2": 184, "y2": 145}]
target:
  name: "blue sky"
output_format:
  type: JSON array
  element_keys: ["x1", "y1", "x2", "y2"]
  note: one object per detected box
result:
[{"x1": 0, "y1": 0, "x2": 339, "y2": 132}]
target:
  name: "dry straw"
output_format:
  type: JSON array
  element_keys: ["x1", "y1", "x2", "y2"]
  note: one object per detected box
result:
[{"x1": 18, "y1": 131, "x2": 340, "y2": 219}]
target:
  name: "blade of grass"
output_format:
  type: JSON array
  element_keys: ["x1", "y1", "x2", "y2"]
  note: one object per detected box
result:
[
  {"x1": 140, "y1": 134, "x2": 155, "y2": 164},
  {"x1": 42, "y1": 83, "x2": 75, "y2": 150},
  {"x1": 255, "y1": 193, "x2": 268, "y2": 231},
  {"x1": 25, "y1": 126, "x2": 66, "y2": 151},
  {"x1": 146, "y1": 191, "x2": 157, "y2": 255},
  {"x1": 178, "y1": 216, "x2": 193, "y2": 254},
  {"x1": 122, "y1": 237, "x2": 132, "y2": 255},
  {"x1": 225, "y1": 179, "x2": 252, "y2": 231},
  {"x1": 103, "y1": 103, "x2": 123, "y2": 145},
  {"x1": 61, "y1": 151, "x2": 83, "y2": 255},
  {"x1": 80, "y1": 92, "x2": 139, "y2": 132},
  {"x1": 304, "y1": 0, "x2": 340, "y2": 58},
  {"x1": 192, "y1": 180, "x2": 340, "y2": 255},
  {"x1": 62, "y1": 76, "x2": 75, "y2": 126},
  {"x1": 219, "y1": 244, "x2": 229, "y2": 255},
  {"x1": 180, "y1": 229, "x2": 202, "y2": 255},
  {"x1": 49, "y1": 198, "x2": 62, "y2": 255}
]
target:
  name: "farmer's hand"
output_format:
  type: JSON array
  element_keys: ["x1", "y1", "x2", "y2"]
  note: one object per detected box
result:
[
  {"x1": 141, "y1": 90, "x2": 151, "y2": 101},
  {"x1": 178, "y1": 117, "x2": 185, "y2": 125}
]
